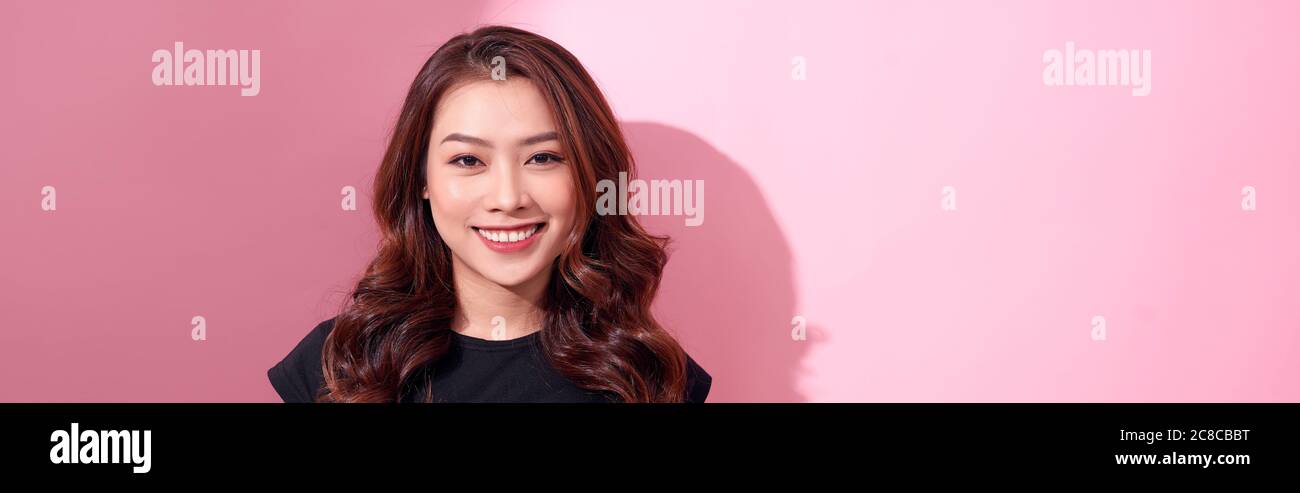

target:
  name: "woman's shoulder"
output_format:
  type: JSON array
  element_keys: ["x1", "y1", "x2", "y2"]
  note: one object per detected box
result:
[
  {"x1": 267, "y1": 318, "x2": 713, "y2": 403},
  {"x1": 267, "y1": 318, "x2": 336, "y2": 403},
  {"x1": 683, "y1": 352, "x2": 713, "y2": 403}
]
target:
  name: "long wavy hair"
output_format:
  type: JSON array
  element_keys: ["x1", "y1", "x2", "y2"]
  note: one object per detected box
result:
[{"x1": 319, "y1": 25, "x2": 689, "y2": 402}]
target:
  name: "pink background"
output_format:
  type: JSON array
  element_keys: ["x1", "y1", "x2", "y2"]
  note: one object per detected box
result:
[{"x1": 2, "y1": 0, "x2": 1297, "y2": 402}]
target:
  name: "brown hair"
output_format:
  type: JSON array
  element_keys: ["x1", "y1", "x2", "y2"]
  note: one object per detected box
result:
[{"x1": 319, "y1": 25, "x2": 689, "y2": 402}]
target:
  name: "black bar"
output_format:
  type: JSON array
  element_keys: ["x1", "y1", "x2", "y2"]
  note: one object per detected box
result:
[{"x1": 2, "y1": 403, "x2": 1294, "y2": 480}]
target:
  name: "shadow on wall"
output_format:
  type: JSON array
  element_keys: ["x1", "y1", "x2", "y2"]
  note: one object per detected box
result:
[{"x1": 622, "y1": 121, "x2": 819, "y2": 403}]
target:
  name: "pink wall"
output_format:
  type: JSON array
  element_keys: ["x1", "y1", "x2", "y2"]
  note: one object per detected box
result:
[{"x1": 2, "y1": 0, "x2": 1297, "y2": 402}]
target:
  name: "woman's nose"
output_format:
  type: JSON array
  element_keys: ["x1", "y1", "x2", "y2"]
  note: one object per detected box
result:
[{"x1": 483, "y1": 162, "x2": 528, "y2": 212}]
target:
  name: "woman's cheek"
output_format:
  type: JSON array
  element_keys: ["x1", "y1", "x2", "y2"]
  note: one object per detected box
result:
[
  {"x1": 428, "y1": 176, "x2": 471, "y2": 240},
  {"x1": 537, "y1": 174, "x2": 576, "y2": 235},
  {"x1": 546, "y1": 178, "x2": 577, "y2": 254},
  {"x1": 438, "y1": 175, "x2": 470, "y2": 202}
]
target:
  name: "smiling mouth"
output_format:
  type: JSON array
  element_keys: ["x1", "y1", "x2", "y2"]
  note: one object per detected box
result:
[{"x1": 472, "y1": 223, "x2": 545, "y2": 252}]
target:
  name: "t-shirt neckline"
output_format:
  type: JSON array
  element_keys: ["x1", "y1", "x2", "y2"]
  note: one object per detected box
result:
[{"x1": 451, "y1": 329, "x2": 541, "y2": 351}]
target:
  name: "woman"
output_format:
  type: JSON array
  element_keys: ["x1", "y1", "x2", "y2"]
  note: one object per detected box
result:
[{"x1": 267, "y1": 25, "x2": 711, "y2": 403}]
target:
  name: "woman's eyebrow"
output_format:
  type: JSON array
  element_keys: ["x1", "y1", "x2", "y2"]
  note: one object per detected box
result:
[
  {"x1": 440, "y1": 133, "x2": 492, "y2": 147},
  {"x1": 439, "y1": 131, "x2": 558, "y2": 148},
  {"x1": 519, "y1": 131, "x2": 557, "y2": 146}
]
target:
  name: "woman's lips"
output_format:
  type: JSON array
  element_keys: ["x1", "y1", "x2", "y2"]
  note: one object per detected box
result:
[{"x1": 473, "y1": 223, "x2": 544, "y2": 253}]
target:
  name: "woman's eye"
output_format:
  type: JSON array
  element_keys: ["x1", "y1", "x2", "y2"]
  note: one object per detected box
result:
[
  {"x1": 527, "y1": 152, "x2": 564, "y2": 165},
  {"x1": 450, "y1": 155, "x2": 482, "y2": 167}
]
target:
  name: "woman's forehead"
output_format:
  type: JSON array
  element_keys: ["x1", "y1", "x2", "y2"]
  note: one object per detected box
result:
[{"x1": 431, "y1": 78, "x2": 557, "y2": 144}]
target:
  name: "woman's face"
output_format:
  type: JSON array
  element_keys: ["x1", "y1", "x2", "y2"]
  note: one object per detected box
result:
[{"x1": 424, "y1": 78, "x2": 577, "y2": 288}]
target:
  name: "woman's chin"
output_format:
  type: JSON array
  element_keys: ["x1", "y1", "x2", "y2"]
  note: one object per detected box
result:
[{"x1": 475, "y1": 264, "x2": 547, "y2": 289}]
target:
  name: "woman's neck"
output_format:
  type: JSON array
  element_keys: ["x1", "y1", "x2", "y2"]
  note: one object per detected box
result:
[{"x1": 449, "y1": 259, "x2": 549, "y2": 341}]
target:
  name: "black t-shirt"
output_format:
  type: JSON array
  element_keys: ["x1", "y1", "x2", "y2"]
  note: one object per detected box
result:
[{"x1": 268, "y1": 318, "x2": 712, "y2": 403}]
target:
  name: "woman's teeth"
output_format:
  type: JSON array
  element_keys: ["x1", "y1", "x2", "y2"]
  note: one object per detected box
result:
[{"x1": 476, "y1": 224, "x2": 540, "y2": 243}]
